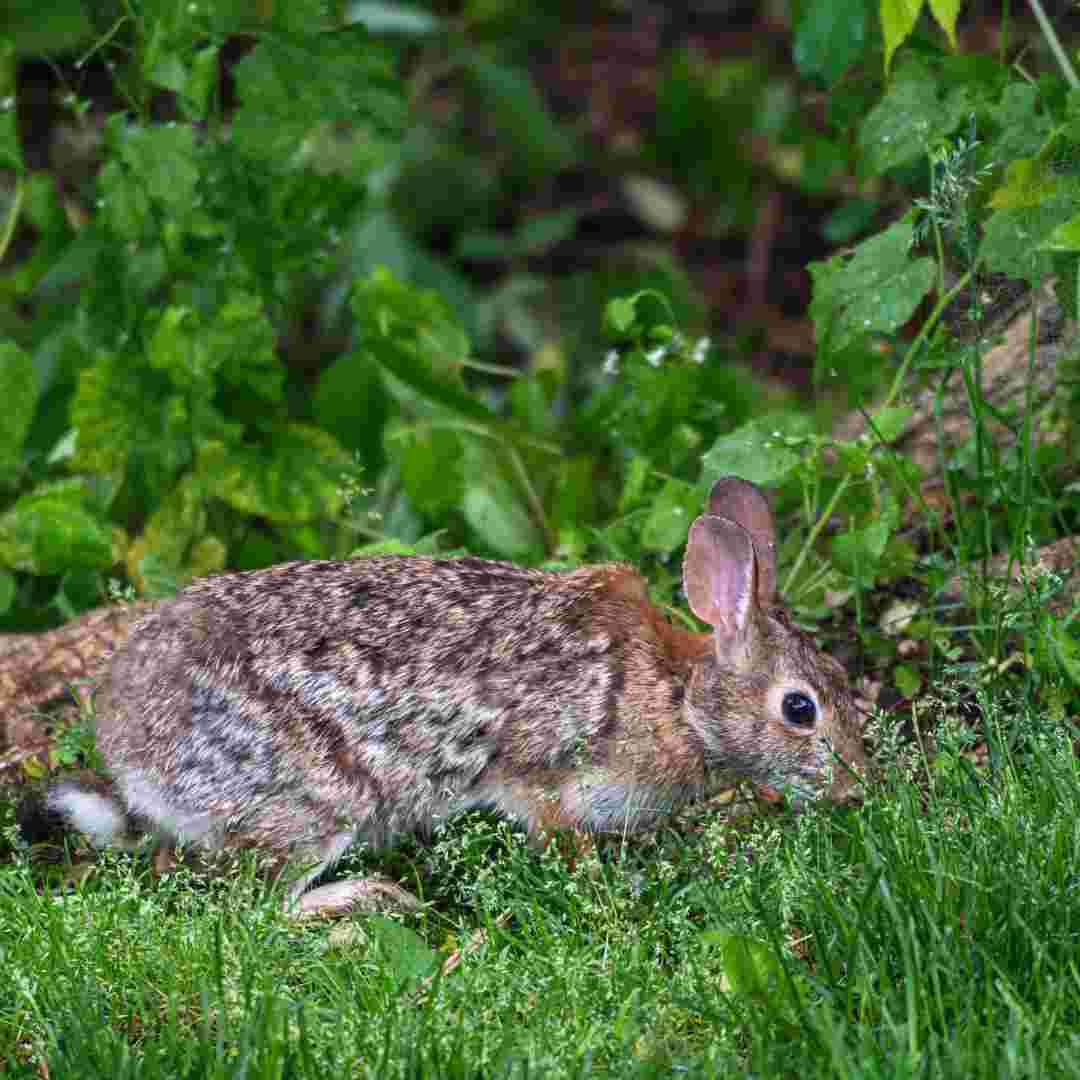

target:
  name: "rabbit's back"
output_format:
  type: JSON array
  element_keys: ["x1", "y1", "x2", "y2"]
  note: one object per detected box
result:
[{"x1": 95, "y1": 556, "x2": 668, "y2": 853}]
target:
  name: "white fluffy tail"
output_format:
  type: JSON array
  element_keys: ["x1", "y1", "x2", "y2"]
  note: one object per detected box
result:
[{"x1": 47, "y1": 780, "x2": 139, "y2": 849}]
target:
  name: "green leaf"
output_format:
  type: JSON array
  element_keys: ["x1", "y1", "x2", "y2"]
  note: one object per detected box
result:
[
  {"x1": 867, "y1": 405, "x2": 913, "y2": 444},
  {"x1": 353, "y1": 269, "x2": 496, "y2": 425},
  {"x1": 619, "y1": 456, "x2": 652, "y2": 512},
  {"x1": 351, "y1": 539, "x2": 425, "y2": 558},
  {"x1": 71, "y1": 349, "x2": 228, "y2": 487},
  {"x1": 981, "y1": 180, "x2": 1080, "y2": 282},
  {"x1": 640, "y1": 479, "x2": 700, "y2": 555},
  {"x1": 232, "y1": 27, "x2": 404, "y2": 162},
  {"x1": 879, "y1": 0, "x2": 923, "y2": 73},
  {"x1": 461, "y1": 442, "x2": 544, "y2": 561},
  {"x1": 1051, "y1": 625, "x2": 1080, "y2": 687},
  {"x1": 987, "y1": 159, "x2": 1058, "y2": 210},
  {"x1": 0, "y1": 341, "x2": 37, "y2": 465},
  {"x1": 364, "y1": 916, "x2": 440, "y2": 988},
  {"x1": 809, "y1": 222, "x2": 935, "y2": 352},
  {"x1": 0, "y1": 568, "x2": 15, "y2": 615},
  {"x1": 126, "y1": 475, "x2": 207, "y2": 594},
  {"x1": 894, "y1": 664, "x2": 922, "y2": 698},
  {"x1": 928, "y1": 0, "x2": 960, "y2": 49},
  {"x1": 98, "y1": 121, "x2": 199, "y2": 239},
  {"x1": 857, "y1": 63, "x2": 971, "y2": 173},
  {"x1": 831, "y1": 494, "x2": 901, "y2": 585},
  {"x1": 314, "y1": 350, "x2": 389, "y2": 470},
  {"x1": 1040, "y1": 214, "x2": 1080, "y2": 253},
  {"x1": 702, "y1": 418, "x2": 806, "y2": 490},
  {"x1": 794, "y1": 0, "x2": 868, "y2": 85},
  {"x1": 604, "y1": 297, "x2": 638, "y2": 337},
  {"x1": 701, "y1": 930, "x2": 799, "y2": 1005},
  {"x1": 198, "y1": 425, "x2": 351, "y2": 524},
  {"x1": 0, "y1": 488, "x2": 114, "y2": 575},
  {"x1": 148, "y1": 297, "x2": 283, "y2": 400},
  {"x1": 185, "y1": 44, "x2": 221, "y2": 115},
  {"x1": 389, "y1": 423, "x2": 465, "y2": 517}
]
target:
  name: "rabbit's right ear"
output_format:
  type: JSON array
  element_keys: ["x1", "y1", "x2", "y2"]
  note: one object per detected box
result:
[
  {"x1": 683, "y1": 515, "x2": 759, "y2": 655},
  {"x1": 705, "y1": 477, "x2": 777, "y2": 604}
]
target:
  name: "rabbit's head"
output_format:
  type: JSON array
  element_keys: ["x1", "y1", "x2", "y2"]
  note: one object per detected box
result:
[{"x1": 682, "y1": 478, "x2": 865, "y2": 803}]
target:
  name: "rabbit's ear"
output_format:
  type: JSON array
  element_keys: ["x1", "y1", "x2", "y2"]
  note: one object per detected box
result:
[
  {"x1": 705, "y1": 477, "x2": 776, "y2": 603},
  {"x1": 683, "y1": 515, "x2": 759, "y2": 649}
]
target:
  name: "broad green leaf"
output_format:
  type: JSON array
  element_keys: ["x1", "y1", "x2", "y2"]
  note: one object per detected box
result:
[
  {"x1": 987, "y1": 84, "x2": 1053, "y2": 161},
  {"x1": 147, "y1": 296, "x2": 283, "y2": 401},
  {"x1": 198, "y1": 425, "x2": 351, "y2": 524},
  {"x1": 857, "y1": 63, "x2": 974, "y2": 173},
  {"x1": 0, "y1": 341, "x2": 36, "y2": 465},
  {"x1": 364, "y1": 915, "x2": 440, "y2": 988},
  {"x1": 389, "y1": 423, "x2": 465, "y2": 517},
  {"x1": 604, "y1": 297, "x2": 637, "y2": 337},
  {"x1": 640, "y1": 479, "x2": 700, "y2": 554},
  {"x1": 0, "y1": 490, "x2": 113, "y2": 575},
  {"x1": 702, "y1": 418, "x2": 806, "y2": 490},
  {"x1": 1040, "y1": 214, "x2": 1080, "y2": 252},
  {"x1": 354, "y1": 269, "x2": 496, "y2": 425},
  {"x1": 461, "y1": 443, "x2": 544, "y2": 561},
  {"x1": 314, "y1": 350, "x2": 389, "y2": 470},
  {"x1": 880, "y1": 0, "x2": 923, "y2": 73},
  {"x1": 232, "y1": 27, "x2": 403, "y2": 162},
  {"x1": 867, "y1": 405, "x2": 913, "y2": 444},
  {"x1": 809, "y1": 222, "x2": 935, "y2": 352},
  {"x1": 981, "y1": 181, "x2": 1080, "y2": 282},
  {"x1": 125, "y1": 476, "x2": 207, "y2": 591},
  {"x1": 794, "y1": 0, "x2": 868, "y2": 85},
  {"x1": 831, "y1": 493, "x2": 900, "y2": 585},
  {"x1": 701, "y1": 930, "x2": 799, "y2": 1005},
  {"x1": 895, "y1": 664, "x2": 922, "y2": 698},
  {"x1": 987, "y1": 159, "x2": 1058, "y2": 210},
  {"x1": 71, "y1": 350, "x2": 225, "y2": 485},
  {"x1": 98, "y1": 121, "x2": 199, "y2": 239},
  {"x1": 202, "y1": 294, "x2": 285, "y2": 402}
]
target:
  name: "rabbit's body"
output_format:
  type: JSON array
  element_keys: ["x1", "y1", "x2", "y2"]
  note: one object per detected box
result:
[{"x1": 48, "y1": 479, "x2": 865, "y2": 914}]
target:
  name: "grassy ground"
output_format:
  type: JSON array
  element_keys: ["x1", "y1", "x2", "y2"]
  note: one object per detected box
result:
[{"x1": 2, "y1": 685, "x2": 1079, "y2": 1078}]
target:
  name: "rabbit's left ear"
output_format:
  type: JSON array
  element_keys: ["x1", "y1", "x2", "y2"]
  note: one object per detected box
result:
[{"x1": 705, "y1": 477, "x2": 776, "y2": 604}]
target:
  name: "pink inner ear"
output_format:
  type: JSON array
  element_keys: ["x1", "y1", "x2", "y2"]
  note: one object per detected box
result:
[
  {"x1": 705, "y1": 477, "x2": 777, "y2": 603},
  {"x1": 682, "y1": 515, "x2": 757, "y2": 642}
]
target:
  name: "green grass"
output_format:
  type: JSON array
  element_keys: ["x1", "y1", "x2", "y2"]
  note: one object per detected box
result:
[{"x1": 3, "y1": 692, "x2": 1080, "y2": 1078}]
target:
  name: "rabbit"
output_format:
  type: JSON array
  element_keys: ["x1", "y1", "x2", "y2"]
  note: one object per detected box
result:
[{"x1": 46, "y1": 476, "x2": 865, "y2": 916}]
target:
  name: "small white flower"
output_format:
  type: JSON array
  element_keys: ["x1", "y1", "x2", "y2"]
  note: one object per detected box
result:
[
  {"x1": 692, "y1": 336, "x2": 710, "y2": 364},
  {"x1": 603, "y1": 349, "x2": 620, "y2": 376},
  {"x1": 645, "y1": 346, "x2": 666, "y2": 367}
]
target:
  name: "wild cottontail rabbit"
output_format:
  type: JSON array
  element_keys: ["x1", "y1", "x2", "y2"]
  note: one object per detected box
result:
[{"x1": 48, "y1": 477, "x2": 865, "y2": 915}]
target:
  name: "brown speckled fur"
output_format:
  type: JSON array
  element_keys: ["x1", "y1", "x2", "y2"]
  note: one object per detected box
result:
[{"x1": 48, "y1": 478, "x2": 866, "y2": 907}]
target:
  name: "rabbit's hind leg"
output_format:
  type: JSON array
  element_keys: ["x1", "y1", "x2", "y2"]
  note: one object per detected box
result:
[{"x1": 285, "y1": 829, "x2": 422, "y2": 917}]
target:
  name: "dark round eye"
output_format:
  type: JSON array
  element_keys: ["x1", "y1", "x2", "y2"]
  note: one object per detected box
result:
[{"x1": 782, "y1": 691, "x2": 817, "y2": 728}]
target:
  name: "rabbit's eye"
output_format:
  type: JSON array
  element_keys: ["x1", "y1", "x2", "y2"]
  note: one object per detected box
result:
[{"x1": 782, "y1": 691, "x2": 817, "y2": 728}]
